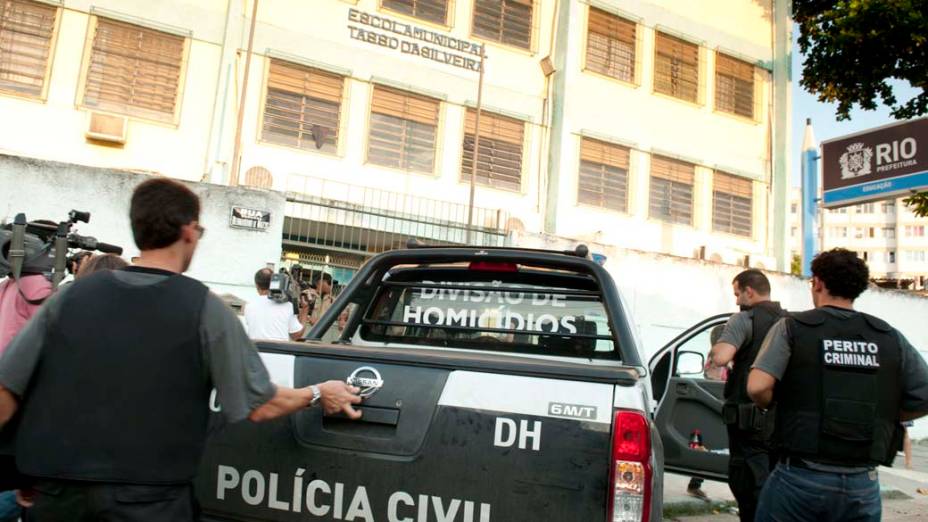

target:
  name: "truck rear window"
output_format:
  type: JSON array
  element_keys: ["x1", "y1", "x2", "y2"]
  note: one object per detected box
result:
[{"x1": 361, "y1": 271, "x2": 617, "y2": 359}]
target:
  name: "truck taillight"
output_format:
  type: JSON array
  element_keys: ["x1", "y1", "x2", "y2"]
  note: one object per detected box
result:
[
  {"x1": 608, "y1": 410, "x2": 652, "y2": 522},
  {"x1": 468, "y1": 261, "x2": 518, "y2": 272}
]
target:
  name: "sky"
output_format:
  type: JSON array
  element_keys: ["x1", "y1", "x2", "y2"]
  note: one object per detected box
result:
[{"x1": 789, "y1": 30, "x2": 921, "y2": 187}]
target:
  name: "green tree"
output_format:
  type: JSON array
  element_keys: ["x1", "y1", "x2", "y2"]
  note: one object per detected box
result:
[
  {"x1": 794, "y1": 1, "x2": 926, "y2": 120},
  {"x1": 793, "y1": 0, "x2": 928, "y2": 216},
  {"x1": 903, "y1": 192, "x2": 928, "y2": 217},
  {"x1": 791, "y1": 254, "x2": 802, "y2": 276}
]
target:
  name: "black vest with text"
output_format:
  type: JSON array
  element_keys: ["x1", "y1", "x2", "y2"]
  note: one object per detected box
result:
[
  {"x1": 724, "y1": 301, "x2": 785, "y2": 407},
  {"x1": 776, "y1": 307, "x2": 902, "y2": 467},
  {"x1": 15, "y1": 267, "x2": 211, "y2": 484}
]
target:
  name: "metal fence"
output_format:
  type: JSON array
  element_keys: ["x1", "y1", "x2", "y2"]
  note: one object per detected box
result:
[{"x1": 282, "y1": 174, "x2": 512, "y2": 256}]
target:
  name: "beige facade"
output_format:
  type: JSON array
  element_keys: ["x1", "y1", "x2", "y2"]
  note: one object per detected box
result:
[
  {"x1": 0, "y1": 0, "x2": 789, "y2": 274},
  {"x1": 788, "y1": 188, "x2": 928, "y2": 289}
]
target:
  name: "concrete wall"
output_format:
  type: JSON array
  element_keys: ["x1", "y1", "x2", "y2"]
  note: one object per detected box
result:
[
  {"x1": 515, "y1": 230, "x2": 928, "y2": 437},
  {"x1": 0, "y1": 154, "x2": 284, "y2": 298}
]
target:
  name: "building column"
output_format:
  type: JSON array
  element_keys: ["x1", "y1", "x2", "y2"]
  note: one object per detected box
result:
[
  {"x1": 694, "y1": 166, "x2": 713, "y2": 232},
  {"x1": 771, "y1": 0, "x2": 792, "y2": 271},
  {"x1": 542, "y1": 0, "x2": 574, "y2": 234},
  {"x1": 204, "y1": 0, "x2": 246, "y2": 184}
]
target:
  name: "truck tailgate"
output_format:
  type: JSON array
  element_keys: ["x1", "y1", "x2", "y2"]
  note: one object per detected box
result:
[{"x1": 197, "y1": 344, "x2": 640, "y2": 522}]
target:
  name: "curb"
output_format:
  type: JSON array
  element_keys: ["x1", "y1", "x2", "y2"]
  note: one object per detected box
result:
[
  {"x1": 881, "y1": 487, "x2": 913, "y2": 501},
  {"x1": 662, "y1": 499, "x2": 736, "y2": 519}
]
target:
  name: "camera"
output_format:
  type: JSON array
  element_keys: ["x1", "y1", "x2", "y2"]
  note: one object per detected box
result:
[
  {"x1": 67, "y1": 251, "x2": 93, "y2": 275},
  {"x1": 1, "y1": 209, "x2": 123, "y2": 288},
  {"x1": 268, "y1": 265, "x2": 310, "y2": 314},
  {"x1": 268, "y1": 269, "x2": 294, "y2": 304}
]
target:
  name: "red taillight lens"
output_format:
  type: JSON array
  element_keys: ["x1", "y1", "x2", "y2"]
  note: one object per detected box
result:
[
  {"x1": 608, "y1": 410, "x2": 652, "y2": 522},
  {"x1": 468, "y1": 261, "x2": 518, "y2": 272},
  {"x1": 613, "y1": 410, "x2": 650, "y2": 461}
]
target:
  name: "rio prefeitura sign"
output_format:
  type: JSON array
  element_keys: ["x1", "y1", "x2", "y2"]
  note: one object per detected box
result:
[{"x1": 821, "y1": 117, "x2": 928, "y2": 208}]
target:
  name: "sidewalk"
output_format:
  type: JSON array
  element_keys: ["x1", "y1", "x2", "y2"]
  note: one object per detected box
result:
[
  {"x1": 662, "y1": 473, "x2": 736, "y2": 519},
  {"x1": 664, "y1": 440, "x2": 928, "y2": 522},
  {"x1": 663, "y1": 441, "x2": 928, "y2": 521}
]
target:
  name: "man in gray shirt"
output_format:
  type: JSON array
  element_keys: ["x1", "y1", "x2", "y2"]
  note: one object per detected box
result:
[
  {"x1": 707, "y1": 269, "x2": 785, "y2": 522},
  {"x1": 748, "y1": 249, "x2": 928, "y2": 521},
  {"x1": 0, "y1": 178, "x2": 362, "y2": 522}
]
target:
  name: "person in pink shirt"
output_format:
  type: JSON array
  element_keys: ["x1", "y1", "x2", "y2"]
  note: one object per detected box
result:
[
  {"x1": 0, "y1": 272, "x2": 52, "y2": 521},
  {"x1": 0, "y1": 274, "x2": 52, "y2": 355}
]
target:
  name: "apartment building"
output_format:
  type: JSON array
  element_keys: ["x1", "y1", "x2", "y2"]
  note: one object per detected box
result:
[
  {"x1": 0, "y1": 0, "x2": 791, "y2": 279},
  {"x1": 789, "y1": 189, "x2": 928, "y2": 289}
]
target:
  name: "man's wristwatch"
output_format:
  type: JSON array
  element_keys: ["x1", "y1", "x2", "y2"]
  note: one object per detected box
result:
[{"x1": 310, "y1": 385, "x2": 322, "y2": 407}]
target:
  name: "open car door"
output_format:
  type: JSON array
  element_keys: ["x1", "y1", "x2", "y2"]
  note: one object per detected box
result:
[{"x1": 649, "y1": 315, "x2": 732, "y2": 481}]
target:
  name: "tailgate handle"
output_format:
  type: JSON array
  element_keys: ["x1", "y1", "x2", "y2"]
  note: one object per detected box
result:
[
  {"x1": 676, "y1": 382, "x2": 689, "y2": 396},
  {"x1": 326, "y1": 406, "x2": 400, "y2": 426}
]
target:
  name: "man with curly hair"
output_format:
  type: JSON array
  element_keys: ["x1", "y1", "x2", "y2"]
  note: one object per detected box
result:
[{"x1": 747, "y1": 248, "x2": 928, "y2": 522}]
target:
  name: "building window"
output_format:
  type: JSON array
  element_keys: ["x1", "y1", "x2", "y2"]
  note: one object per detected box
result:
[
  {"x1": 585, "y1": 8, "x2": 635, "y2": 83},
  {"x1": 882, "y1": 201, "x2": 896, "y2": 214},
  {"x1": 83, "y1": 18, "x2": 186, "y2": 121},
  {"x1": 904, "y1": 250, "x2": 926, "y2": 263},
  {"x1": 838, "y1": 226, "x2": 847, "y2": 238},
  {"x1": 262, "y1": 59, "x2": 343, "y2": 154},
  {"x1": 382, "y1": 0, "x2": 449, "y2": 25},
  {"x1": 649, "y1": 156, "x2": 694, "y2": 225},
  {"x1": 854, "y1": 227, "x2": 864, "y2": 239},
  {"x1": 905, "y1": 225, "x2": 926, "y2": 237},
  {"x1": 472, "y1": 0, "x2": 532, "y2": 50},
  {"x1": 883, "y1": 227, "x2": 895, "y2": 239},
  {"x1": 578, "y1": 138, "x2": 629, "y2": 212},
  {"x1": 888, "y1": 251, "x2": 896, "y2": 264},
  {"x1": 714, "y1": 53, "x2": 754, "y2": 118},
  {"x1": 654, "y1": 31, "x2": 699, "y2": 103},
  {"x1": 790, "y1": 227, "x2": 797, "y2": 238},
  {"x1": 712, "y1": 171, "x2": 752, "y2": 236},
  {"x1": 462, "y1": 109, "x2": 524, "y2": 191},
  {"x1": 868, "y1": 227, "x2": 875, "y2": 238},
  {"x1": 0, "y1": 0, "x2": 57, "y2": 97},
  {"x1": 243, "y1": 166, "x2": 273, "y2": 189},
  {"x1": 790, "y1": 203, "x2": 798, "y2": 214},
  {"x1": 367, "y1": 86, "x2": 440, "y2": 173}
]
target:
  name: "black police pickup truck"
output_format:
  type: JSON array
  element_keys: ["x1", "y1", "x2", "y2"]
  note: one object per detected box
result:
[{"x1": 196, "y1": 246, "x2": 734, "y2": 522}]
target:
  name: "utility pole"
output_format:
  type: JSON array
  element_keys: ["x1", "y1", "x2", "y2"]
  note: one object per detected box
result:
[
  {"x1": 229, "y1": 0, "x2": 260, "y2": 187},
  {"x1": 465, "y1": 48, "x2": 487, "y2": 245}
]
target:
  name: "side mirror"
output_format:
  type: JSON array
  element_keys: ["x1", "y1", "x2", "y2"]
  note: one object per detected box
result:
[{"x1": 676, "y1": 351, "x2": 706, "y2": 376}]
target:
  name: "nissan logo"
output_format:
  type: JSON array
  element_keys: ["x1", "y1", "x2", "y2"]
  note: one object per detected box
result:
[{"x1": 346, "y1": 366, "x2": 384, "y2": 398}]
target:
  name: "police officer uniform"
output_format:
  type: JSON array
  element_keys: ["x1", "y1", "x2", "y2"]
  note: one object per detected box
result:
[
  {"x1": 720, "y1": 301, "x2": 785, "y2": 522},
  {"x1": 753, "y1": 306, "x2": 928, "y2": 521},
  {"x1": 0, "y1": 266, "x2": 277, "y2": 520},
  {"x1": 776, "y1": 309, "x2": 900, "y2": 466}
]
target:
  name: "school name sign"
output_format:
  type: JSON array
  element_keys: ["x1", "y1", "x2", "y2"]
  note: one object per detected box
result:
[{"x1": 347, "y1": 8, "x2": 483, "y2": 72}]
